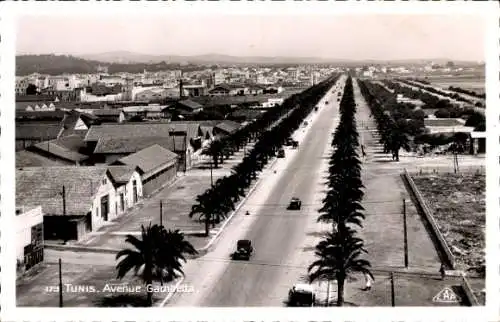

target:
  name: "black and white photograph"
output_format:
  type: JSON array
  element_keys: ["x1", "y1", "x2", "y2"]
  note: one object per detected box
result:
[{"x1": 0, "y1": 1, "x2": 499, "y2": 321}]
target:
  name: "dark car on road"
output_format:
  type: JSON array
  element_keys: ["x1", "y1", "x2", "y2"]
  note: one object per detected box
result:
[
  {"x1": 288, "y1": 284, "x2": 316, "y2": 306},
  {"x1": 231, "y1": 239, "x2": 253, "y2": 260},
  {"x1": 288, "y1": 197, "x2": 302, "y2": 210},
  {"x1": 277, "y1": 148, "x2": 285, "y2": 158},
  {"x1": 291, "y1": 140, "x2": 299, "y2": 149}
]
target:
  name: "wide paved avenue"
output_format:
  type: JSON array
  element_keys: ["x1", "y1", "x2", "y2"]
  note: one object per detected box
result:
[{"x1": 168, "y1": 75, "x2": 346, "y2": 307}]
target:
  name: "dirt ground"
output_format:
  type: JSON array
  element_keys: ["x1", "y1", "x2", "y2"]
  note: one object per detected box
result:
[{"x1": 411, "y1": 172, "x2": 485, "y2": 277}]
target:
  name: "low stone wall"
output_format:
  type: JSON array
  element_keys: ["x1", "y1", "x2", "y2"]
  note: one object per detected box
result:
[
  {"x1": 401, "y1": 169, "x2": 455, "y2": 269},
  {"x1": 461, "y1": 274, "x2": 480, "y2": 306}
]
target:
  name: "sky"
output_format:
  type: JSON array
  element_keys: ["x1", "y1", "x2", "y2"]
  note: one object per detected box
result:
[{"x1": 16, "y1": 15, "x2": 485, "y2": 61}]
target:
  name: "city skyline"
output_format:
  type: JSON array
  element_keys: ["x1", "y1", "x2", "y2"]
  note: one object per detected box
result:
[{"x1": 17, "y1": 15, "x2": 485, "y2": 62}]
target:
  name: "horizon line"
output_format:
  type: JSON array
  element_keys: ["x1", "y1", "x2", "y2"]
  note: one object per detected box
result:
[{"x1": 15, "y1": 52, "x2": 484, "y2": 63}]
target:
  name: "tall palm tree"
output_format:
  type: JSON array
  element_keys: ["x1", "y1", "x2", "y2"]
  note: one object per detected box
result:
[
  {"x1": 189, "y1": 189, "x2": 217, "y2": 236},
  {"x1": 308, "y1": 229, "x2": 373, "y2": 306},
  {"x1": 115, "y1": 223, "x2": 197, "y2": 306}
]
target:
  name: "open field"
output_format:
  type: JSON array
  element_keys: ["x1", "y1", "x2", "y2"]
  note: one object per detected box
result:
[
  {"x1": 427, "y1": 76, "x2": 485, "y2": 94},
  {"x1": 411, "y1": 172, "x2": 485, "y2": 277}
]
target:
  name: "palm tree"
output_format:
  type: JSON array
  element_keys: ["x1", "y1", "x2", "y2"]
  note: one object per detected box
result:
[
  {"x1": 189, "y1": 189, "x2": 217, "y2": 236},
  {"x1": 115, "y1": 223, "x2": 197, "y2": 306},
  {"x1": 308, "y1": 228, "x2": 373, "y2": 306},
  {"x1": 202, "y1": 139, "x2": 224, "y2": 168}
]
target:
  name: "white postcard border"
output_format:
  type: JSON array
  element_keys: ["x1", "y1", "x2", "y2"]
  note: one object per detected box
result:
[{"x1": 0, "y1": 1, "x2": 498, "y2": 321}]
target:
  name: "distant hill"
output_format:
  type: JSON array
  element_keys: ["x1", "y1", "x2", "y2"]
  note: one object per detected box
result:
[
  {"x1": 78, "y1": 52, "x2": 482, "y2": 66},
  {"x1": 16, "y1": 53, "x2": 483, "y2": 76},
  {"x1": 78, "y1": 51, "x2": 337, "y2": 65},
  {"x1": 16, "y1": 55, "x2": 104, "y2": 76},
  {"x1": 16, "y1": 54, "x2": 206, "y2": 76}
]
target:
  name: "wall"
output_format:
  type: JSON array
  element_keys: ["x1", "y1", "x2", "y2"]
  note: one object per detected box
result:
[
  {"x1": 115, "y1": 171, "x2": 143, "y2": 214},
  {"x1": 142, "y1": 162, "x2": 176, "y2": 196},
  {"x1": 16, "y1": 206, "x2": 44, "y2": 261},
  {"x1": 90, "y1": 173, "x2": 119, "y2": 230},
  {"x1": 401, "y1": 170, "x2": 455, "y2": 269}
]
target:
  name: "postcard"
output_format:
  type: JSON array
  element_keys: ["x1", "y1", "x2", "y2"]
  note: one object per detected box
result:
[{"x1": 0, "y1": 1, "x2": 498, "y2": 321}]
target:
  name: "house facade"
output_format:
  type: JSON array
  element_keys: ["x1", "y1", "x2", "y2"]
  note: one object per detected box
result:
[
  {"x1": 16, "y1": 206, "x2": 44, "y2": 274},
  {"x1": 107, "y1": 166, "x2": 144, "y2": 216},
  {"x1": 16, "y1": 166, "x2": 143, "y2": 241}
]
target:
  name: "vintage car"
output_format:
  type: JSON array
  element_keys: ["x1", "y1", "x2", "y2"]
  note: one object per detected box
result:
[
  {"x1": 288, "y1": 283, "x2": 316, "y2": 306},
  {"x1": 231, "y1": 239, "x2": 253, "y2": 260},
  {"x1": 288, "y1": 197, "x2": 302, "y2": 210}
]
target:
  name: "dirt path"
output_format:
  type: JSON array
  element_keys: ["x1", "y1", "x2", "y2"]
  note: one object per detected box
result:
[{"x1": 353, "y1": 78, "x2": 441, "y2": 272}]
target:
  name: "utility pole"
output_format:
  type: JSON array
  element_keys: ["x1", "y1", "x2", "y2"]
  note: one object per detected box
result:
[
  {"x1": 59, "y1": 258, "x2": 63, "y2": 307},
  {"x1": 403, "y1": 198, "x2": 408, "y2": 268},
  {"x1": 184, "y1": 134, "x2": 187, "y2": 173},
  {"x1": 325, "y1": 279, "x2": 330, "y2": 307},
  {"x1": 210, "y1": 161, "x2": 213, "y2": 187},
  {"x1": 62, "y1": 185, "x2": 66, "y2": 216},
  {"x1": 390, "y1": 272, "x2": 395, "y2": 307},
  {"x1": 160, "y1": 200, "x2": 163, "y2": 227}
]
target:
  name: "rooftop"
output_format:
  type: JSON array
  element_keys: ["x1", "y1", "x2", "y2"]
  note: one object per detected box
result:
[
  {"x1": 115, "y1": 144, "x2": 178, "y2": 176},
  {"x1": 16, "y1": 123, "x2": 63, "y2": 140},
  {"x1": 16, "y1": 150, "x2": 65, "y2": 167},
  {"x1": 93, "y1": 136, "x2": 173, "y2": 154},
  {"x1": 16, "y1": 166, "x2": 109, "y2": 216},
  {"x1": 107, "y1": 165, "x2": 138, "y2": 184},
  {"x1": 85, "y1": 122, "x2": 202, "y2": 142},
  {"x1": 32, "y1": 134, "x2": 89, "y2": 162}
]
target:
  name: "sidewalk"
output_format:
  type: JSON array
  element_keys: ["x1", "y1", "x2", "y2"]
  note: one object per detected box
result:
[{"x1": 353, "y1": 78, "x2": 441, "y2": 272}]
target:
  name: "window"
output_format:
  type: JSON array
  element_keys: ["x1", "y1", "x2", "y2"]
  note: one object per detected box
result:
[{"x1": 102, "y1": 178, "x2": 107, "y2": 185}]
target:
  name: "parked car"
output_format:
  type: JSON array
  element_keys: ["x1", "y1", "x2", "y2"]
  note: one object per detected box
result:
[
  {"x1": 314, "y1": 106, "x2": 319, "y2": 111},
  {"x1": 231, "y1": 239, "x2": 253, "y2": 260},
  {"x1": 288, "y1": 197, "x2": 302, "y2": 210},
  {"x1": 291, "y1": 140, "x2": 299, "y2": 149},
  {"x1": 325, "y1": 101, "x2": 329, "y2": 105},
  {"x1": 285, "y1": 137, "x2": 294, "y2": 146},
  {"x1": 288, "y1": 283, "x2": 316, "y2": 306},
  {"x1": 277, "y1": 148, "x2": 285, "y2": 158}
]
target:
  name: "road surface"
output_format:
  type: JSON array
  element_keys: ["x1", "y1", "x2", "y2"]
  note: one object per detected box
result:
[{"x1": 167, "y1": 76, "x2": 346, "y2": 307}]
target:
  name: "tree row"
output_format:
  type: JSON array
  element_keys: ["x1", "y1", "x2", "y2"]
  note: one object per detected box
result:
[
  {"x1": 398, "y1": 79, "x2": 479, "y2": 106},
  {"x1": 308, "y1": 76, "x2": 372, "y2": 306},
  {"x1": 190, "y1": 74, "x2": 342, "y2": 235}
]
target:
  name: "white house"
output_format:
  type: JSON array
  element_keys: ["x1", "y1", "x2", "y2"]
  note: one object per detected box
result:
[
  {"x1": 107, "y1": 166, "x2": 144, "y2": 216},
  {"x1": 16, "y1": 206, "x2": 44, "y2": 273},
  {"x1": 16, "y1": 166, "x2": 143, "y2": 241}
]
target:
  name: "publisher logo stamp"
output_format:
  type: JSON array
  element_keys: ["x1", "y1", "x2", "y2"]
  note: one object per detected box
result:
[{"x1": 432, "y1": 287, "x2": 461, "y2": 303}]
